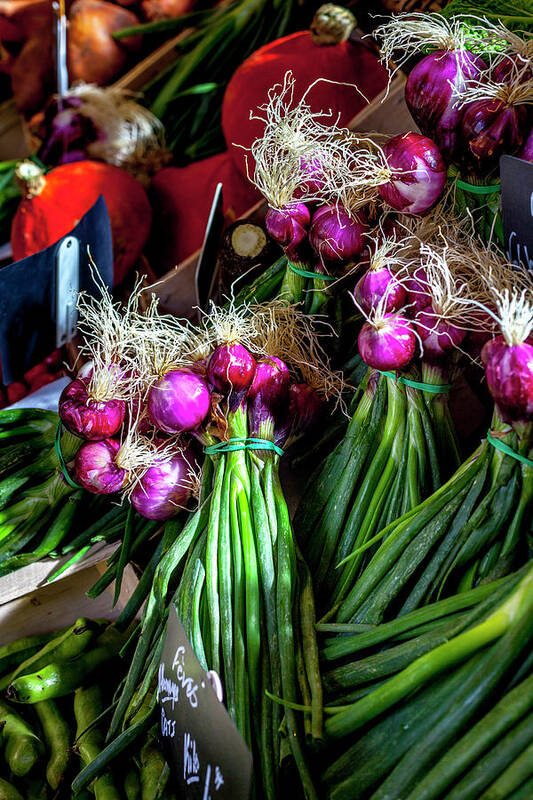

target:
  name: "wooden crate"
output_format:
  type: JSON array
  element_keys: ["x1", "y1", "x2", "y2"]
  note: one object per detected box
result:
[
  {"x1": 151, "y1": 75, "x2": 415, "y2": 317},
  {"x1": 0, "y1": 559, "x2": 139, "y2": 646},
  {"x1": 0, "y1": 541, "x2": 120, "y2": 607}
]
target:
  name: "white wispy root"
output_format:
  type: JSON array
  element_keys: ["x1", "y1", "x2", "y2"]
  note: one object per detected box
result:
[
  {"x1": 373, "y1": 12, "x2": 504, "y2": 76},
  {"x1": 455, "y1": 69, "x2": 533, "y2": 108},
  {"x1": 55, "y1": 84, "x2": 169, "y2": 179},
  {"x1": 249, "y1": 71, "x2": 389, "y2": 213}
]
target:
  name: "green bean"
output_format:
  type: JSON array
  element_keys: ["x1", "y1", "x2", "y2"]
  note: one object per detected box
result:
[
  {"x1": 75, "y1": 685, "x2": 122, "y2": 800},
  {"x1": 0, "y1": 627, "x2": 71, "y2": 676},
  {"x1": 0, "y1": 778, "x2": 23, "y2": 800},
  {"x1": 8, "y1": 625, "x2": 126, "y2": 703},
  {"x1": 140, "y1": 733, "x2": 168, "y2": 800},
  {"x1": 125, "y1": 766, "x2": 142, "y2": 800},
  {"x1": 0, "y1": 697, "x2": 44, "y2": 776},
  {"x1": 34, "y1": 699, "x2": 71, "y2": 789},
  {"x1": 72, "y1": 697, "x2": 156, "y2": 795},
  {"x1": 0, "y1": 617, "x2": 99, "y2": 691}
]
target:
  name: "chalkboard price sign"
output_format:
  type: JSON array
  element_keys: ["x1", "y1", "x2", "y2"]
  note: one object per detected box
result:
[
  {"x1": 158, "y1": 606, "x2": 253, "y2": 799},
  {"x1": 500, "y1": 155, "x2": 533, "y2": 271}
]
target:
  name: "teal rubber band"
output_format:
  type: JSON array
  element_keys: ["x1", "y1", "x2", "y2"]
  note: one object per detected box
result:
[
  {"x1": 287, "y1": 261, "x2": 336, "y2": 282},
  {"x1": 379, "y1": 371, "x2": 453, "y2": 394},
  {"x1": 204, "y1": 437, "x2": 284, "y2": 457},
  {"x1": 487, "y1": 431, "x2": 533, "y2": 469},
  {"x1": 55, "y1": 420, "x2": 83, "y2": 489},
  {"x1": 456, "y1": 179, "x2": 501, "y2": 196}
]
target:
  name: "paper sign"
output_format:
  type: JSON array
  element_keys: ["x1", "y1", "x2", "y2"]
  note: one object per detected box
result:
[
  {"x1": 500, "y1": 155, "x2": 533, "y2": 270},
  {"x1": 158, "y1": 606, "x2": 253, "y2": 800}
]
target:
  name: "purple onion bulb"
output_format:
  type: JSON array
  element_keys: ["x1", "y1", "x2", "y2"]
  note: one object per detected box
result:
[
  {"x1": 265, "y1": 204, "x2": 310, "y2": 261},
  {"x1": 148, "y1": 370, "x2": 210, "y2": 434},
  {"x1": 288, "y1": 383, "x2": 323, "y2": 432},
  {"x1": 358, "y1": 314, "x2": 416, "y2": 371},
  {"x1": 404, "y1": 267, "x2": 431, "y2": 314},
  {"x1": 520, "y1": 128, "x2": 533, "y2": 162},
  {"x1": 130, "y1": 449, "x2": 195, "y2": 519},
  {"x1": 460, "y1": 99, "x2": 528, "y2": 172},
  {"x1": 354, "y1": 267, "x2": 406, "y2": 314},
  {"x1": 405, "y1": 49, "x2": 487, "y2": 160},
  {"x1": 482, "y1": 336, "x2": 533, "y2": 421},
  {"x1": 309, "y1": 205, "x2": 368, "y2": 263},
  {"x1": 74, "y1": 438, "x2": 126, "y2": 494},
  {"x1": 207, "y1": 343, "x2": 256, "y2": 393},
  {"x1": 379, "y1": 133, "x2": 447, "y2": 215},
  {"x1": 416, "y1": 308, "x2": 466, "y2": 361},
  {"x1": 59, "y1": 379, "x2": 125, "y2": 441}
]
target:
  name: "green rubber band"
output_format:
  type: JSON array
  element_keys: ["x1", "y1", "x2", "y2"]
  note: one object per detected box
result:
[
  {"x1": 456, "y1": 179, "x2": 501, "y2": 195},
  {"x1": 55, "y1": 420, "x2": 83, "y2": 489},
  {"x1": 204, "y1": 437, "x2": 284, "y2": 457},
  {"x1": 379, "y1": 371, "x2": 453, "y2": 394},
  {"x1": 287, "y1": 261, "x2": 336, "y2": 281},
  {"x1": 487, "y1": 431, "x2": 533, "y2": 468}
]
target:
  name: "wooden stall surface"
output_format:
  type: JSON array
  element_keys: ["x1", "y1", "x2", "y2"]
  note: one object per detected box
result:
[{"x1": 0, "y1": 560, "x2": 139, "y2": 645}]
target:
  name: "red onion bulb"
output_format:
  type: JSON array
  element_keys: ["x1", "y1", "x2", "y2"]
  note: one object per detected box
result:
[
  {"x1": 130, "y1": 449, "x2": 194, "y2": 519},
  {"x1": 416, "y1": 308, "x2": 466, "y2": 361},
  {"x1": 379, "y1": 133, "x2": 447, "y2": 216},
  {"x1": 207, "y1": 343, "x2": 256, "y2": 393},
  {"x1": 354, "y1": 267, "x2": 406, "y2": 314},
  {"x1": 405, "y1": 50, "x2": 487, "y2": 160},
  {"x1": 265, "y1": 204, "x2": 310, "y2": 261},
  {"x1": 358, "y1": 314, "x2": 416, "y2": 371},
  {"x1": 59, "y1": 379, "x2": 125, "y2": 441},
  {"x1": 482, "y1": 336, "x2": 533, "y2": 421},
  {"x1": 74, "y1": 438, "x2": 126, "y2": 494},
  {"x1": 309, "y1": 205, "x2": 368, "y2": 263},
  {"x1": 148, "y1": 370, "x2": 210, "y2": 434},
  {"x1": 460, "y1": 99, "x2": 528, "y2": 173},
  {"x1": 520, "y1": 129, "x2": 533, "y2": 162}
]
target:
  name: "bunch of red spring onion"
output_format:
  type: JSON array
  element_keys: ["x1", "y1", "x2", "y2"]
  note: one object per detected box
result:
[
  {"x1": 71, "y1": 293, "x2": 338, "y2": 800},
  {"x1": 320, "y1": 241, "x2": 533, "y2": 626},
  {"x1": 233, "y1": 73, "x2": 447, "y2": 312},
  {"x1": 295, "y1": 217, "x2": 484, "y2": 617},
  {"x1": 374, "y1": 14, "x2": 533, "y2": 243}
]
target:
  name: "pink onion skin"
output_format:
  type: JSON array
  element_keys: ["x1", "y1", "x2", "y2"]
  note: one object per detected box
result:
[
  {"x1": 405, "y1": 50, "x2": 487, "y2": 160},
  {"x1": 207, "y1": 343, "x2": 256, "y2": 393},
  {"x1": 405, "y1": 267, "x2": 431, "y2": 314},
  {"x1": 354, "y1": 267, "x2": 406, "y2": 314},
  {"x1": 379, "y1": 133, "x2": 447, "y2": 215},
  {"x1": 416, "y1": 308, "x2": 466, "y2": 361},
  {"x1": 460, "y1": 99, "x2": 528, "y2": 173},
  {"x1": 74, "y1": 438, "x2": 126, "y2": 494},
  {"x1": 148, "y1": 370, "x2": 210, "y2": 434},
  {"x1": 492, "y1": 56, "x2": 532, "y2": 86},
  {"x1": 248, "y1": 356, "x2": 291, "y2": 404},
  {"x1": 309, "y1": 205, "x2": 368, "y2": 263},
  {"x1": 482, "y1": 336, "x2": 533, "y2": 421},
  {"x1": 519, "y1": 129, "x2": 533, "y2": 162},
  {"x1": 358, "y1": 315, "x2": 416, "y2": 371},
  {"x1": 293, "y1": 156, "x2": 326, "y2": 198},
  {"x1": 265, "y1": 204, "x2": 310, "y2": 261},
  {"x1": 59, "y1": 379, "x2": 125, "y2": 441},
  {"x1": 130, "y1": 450, "x2": 194, "y2": 520},
  {"x1": 288, "y1": 383, "x2": 323, "y2": 432}
]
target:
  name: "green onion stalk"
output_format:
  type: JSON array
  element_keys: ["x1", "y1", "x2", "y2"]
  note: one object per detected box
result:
[
  {"x1": 331, "y1": 281, "x2": 533, "y2": 625},
  {"x1": 107, "y1": 329, "x2": 331, "y2": 800},
  {"x1": 294, "y1": 239, "x2": 466, "y2": 619},
  {"x1": 319, "y1": 562, "x2": 533, "y2": 799},
  {"x1": 448, "y1": 166, "x2": 503, "y2": 247},
  {"x1": 113, "y1": 0, "x2": 301, "y2": 162}
]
